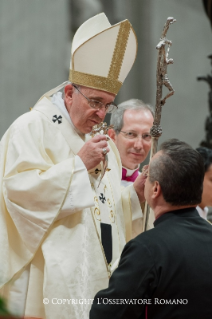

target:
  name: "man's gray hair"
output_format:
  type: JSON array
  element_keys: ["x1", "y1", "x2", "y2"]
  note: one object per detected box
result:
[{"x1": 110, "y1": 99, "x2": 154, "y2": 133}]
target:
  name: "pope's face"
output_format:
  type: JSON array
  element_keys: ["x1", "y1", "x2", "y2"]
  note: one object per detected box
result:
[
  {"x1": 201, "y1": 164, "x2": 212, "y2": 208},
  {"x1": 64, "y1": 84, "x2": 115, "y2": 134},
  {"x1": 113, "y1": 109, "x2": 154, "y2": 169}
]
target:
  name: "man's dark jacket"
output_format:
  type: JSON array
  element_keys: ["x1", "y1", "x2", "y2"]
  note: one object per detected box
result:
[{"x1": 90, "y1": 207, "x2": 212, "y2": 319}]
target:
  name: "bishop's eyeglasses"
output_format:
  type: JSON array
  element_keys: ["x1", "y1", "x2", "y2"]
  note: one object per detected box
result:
[
  {"x1": 73, "y1": 84, "x2": 118, "y2": 113},
  {"x1": 119, "y1": 130, "x2": 152, "y2": 141}
]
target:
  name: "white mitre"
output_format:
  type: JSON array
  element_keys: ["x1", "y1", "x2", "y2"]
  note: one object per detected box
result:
[
  {"x1": 37, "y1": 13, "x2": 137, "y2": 101},
  {"x1": 69, "y1": 13, "x2": 137, "y2": 95}
]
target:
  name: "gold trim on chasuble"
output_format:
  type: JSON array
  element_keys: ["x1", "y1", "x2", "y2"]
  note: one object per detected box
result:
[
  {"x1": 90, "y1": 177, "x2": 121, "y2": 278},
  {"x1": 69, "y1": 20, "x2": 131, "y2": 95}
]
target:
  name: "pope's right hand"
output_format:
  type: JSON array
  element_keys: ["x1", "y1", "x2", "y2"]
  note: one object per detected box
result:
[{"x1": 77, "y1": 135, "x2": 110, "y2": 171}]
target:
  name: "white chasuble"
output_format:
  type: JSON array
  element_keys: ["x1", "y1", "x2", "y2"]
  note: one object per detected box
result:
[{"x1": 0, "y1": 97, "x2": 141, "y2": 319}]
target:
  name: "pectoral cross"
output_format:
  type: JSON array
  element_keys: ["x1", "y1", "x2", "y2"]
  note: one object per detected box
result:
[{"x1": 90, "y1": 122, "x2": 113, "y2": 187}]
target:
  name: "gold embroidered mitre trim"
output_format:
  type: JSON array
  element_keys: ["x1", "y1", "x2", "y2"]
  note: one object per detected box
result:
[
  {"x1": 108, "y1": 20, "x2": 131, "y2": 80},
  {"x1": 69, "y1": 70, "x2": 122, "y2": 95}
]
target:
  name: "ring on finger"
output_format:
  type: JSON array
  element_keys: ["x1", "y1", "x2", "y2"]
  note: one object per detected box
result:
[{"x1": 102, "y1": 148, "x2": 107, "y2": 155}]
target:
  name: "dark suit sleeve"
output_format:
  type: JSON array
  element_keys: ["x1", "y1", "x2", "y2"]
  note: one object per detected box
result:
[{"x1": 90, "y1": 238, "x2": 158, "y2": 319}]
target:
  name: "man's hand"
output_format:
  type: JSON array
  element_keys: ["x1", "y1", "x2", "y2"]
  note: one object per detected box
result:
[
  {"x1": 77, "y1": 135, "x2": 110, "y2": 170},
  {"x1": 133, "y1": 165, "x2": 148, "y2": 203}
]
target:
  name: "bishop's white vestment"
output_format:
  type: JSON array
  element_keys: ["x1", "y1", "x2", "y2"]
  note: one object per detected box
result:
[{"x1": 0, "y1": 94, "x2": 142, "y2": 319}]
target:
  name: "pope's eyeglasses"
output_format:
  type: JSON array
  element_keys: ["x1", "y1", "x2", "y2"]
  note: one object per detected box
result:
[{"x1": 73, "y1": 84, "x2": 118, "y2": 113}]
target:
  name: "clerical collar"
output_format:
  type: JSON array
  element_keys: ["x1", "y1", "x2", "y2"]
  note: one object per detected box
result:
[
  {"x1": 122, "y1": 166, "x2": 139, "y2": 182},
  {"x1": 51, "y1": 92, "x2": 85, "y2": 140},
  {"x1": 196, "y1": 205, "x2": 208, "y2": 220},
  {"x1": 122, "y1": 166, "x2": 139, "y2": 177}
]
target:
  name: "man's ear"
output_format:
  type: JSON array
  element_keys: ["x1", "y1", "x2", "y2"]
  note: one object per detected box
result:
[
  {"x1": 64, "y1": 84, "x2": 74, "y2": 109},
  {"x1": 108, "y1": 129, "x2": 116, "y2": 142},
  {"x1": 152, "y1": 181, "x2": 162, "y2": 199}
]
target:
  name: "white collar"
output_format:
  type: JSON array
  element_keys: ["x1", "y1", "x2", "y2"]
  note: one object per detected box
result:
[
  {"x1": 51, "y1": 92, "x2": 85, "y2": 140},
  {"x1": 122, "y1": 165, "x2": 139, "y2": 177},
  {"x1": 196, "y1": 205, "x2": 209, "y2": 220}
]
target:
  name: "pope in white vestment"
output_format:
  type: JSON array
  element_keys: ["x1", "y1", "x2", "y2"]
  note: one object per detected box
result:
[{"x1": 0, "y1": 13, "x2": 144, "y2": 319}]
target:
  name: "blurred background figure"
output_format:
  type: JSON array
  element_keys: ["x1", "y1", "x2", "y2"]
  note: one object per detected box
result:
[
  {"x1": 196, "y1": 147, "x2": 212, "y2": 220},
  {"x1": 108, "y1": 99, "x2": 154, "y2": 186}
]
